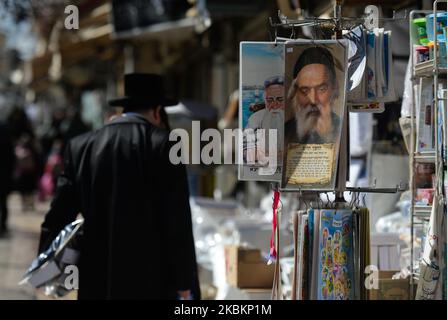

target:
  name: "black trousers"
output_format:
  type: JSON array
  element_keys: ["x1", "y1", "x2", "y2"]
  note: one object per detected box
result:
[{"x1": 0, "y1": 193, "x2": 8, "y2": 230}]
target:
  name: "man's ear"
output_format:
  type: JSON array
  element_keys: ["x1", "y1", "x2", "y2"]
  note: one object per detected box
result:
[{"x1": 153, "y1": 105, "x2": 162, "y2": 122}]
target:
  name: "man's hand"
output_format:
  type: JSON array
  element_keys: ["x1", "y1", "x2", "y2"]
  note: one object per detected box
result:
[
  {"x1": 178, "y1": 290, "x2": 192, "y2": 300},
  {"x1": 256, "y1": 147, "x2": 269, "y2": 166}
]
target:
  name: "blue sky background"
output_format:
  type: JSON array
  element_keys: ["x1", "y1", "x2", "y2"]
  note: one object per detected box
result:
[{"x1": 241, "y1": 42, "x2": 284, "y2": 87}]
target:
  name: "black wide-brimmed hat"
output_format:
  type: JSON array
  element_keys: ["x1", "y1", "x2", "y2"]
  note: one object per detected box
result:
[{"x1": 108, "y1": 73, "x2": 178, "y2": 110}]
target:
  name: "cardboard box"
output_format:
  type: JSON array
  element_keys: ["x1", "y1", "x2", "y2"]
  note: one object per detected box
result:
[
  {"x1": 369, "y1": 271, "x2": 410, "y2": 300},
  {"x1": 225, "y1": 245, "x2": 274, "y2": 289}
]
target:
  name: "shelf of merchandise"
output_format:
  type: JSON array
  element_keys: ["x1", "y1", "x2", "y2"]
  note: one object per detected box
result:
[
  {"x1": 414, "y1": 60, "x2": 447, "y2": 78},
  {"x1": 409, "y1": 1, "x2": 447, "y2": 299},
  {"x1": 413, "y1": 206, "x2": 432, "y2": 217},
  {"x1": 409, "y1": 10, "x2": 440, "y2": 299},
  {"x1": 413, "y1": 152, "x2": 436, "y2": 163}
]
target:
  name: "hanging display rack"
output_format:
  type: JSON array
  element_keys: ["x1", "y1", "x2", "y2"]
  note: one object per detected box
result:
[
  {"x1": 264, "y1": 1, "x2": 411, "y2": 300},
  {"x1": 268, "y1": 2, "x2": 408, "y2": 196},
  {"x1": 269, "y1": 4, "x2": 408, "y2": 33},
  {"x1": 275, "y1": 183, "x2": 408, "y2": 194}
]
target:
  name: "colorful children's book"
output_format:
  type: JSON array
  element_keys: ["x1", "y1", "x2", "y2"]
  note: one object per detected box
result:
[{"x1": 317, "y1": 209, "x2": 355, "y2": 300}]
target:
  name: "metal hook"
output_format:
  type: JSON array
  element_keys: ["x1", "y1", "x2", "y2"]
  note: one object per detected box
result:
[
  {"x1": 397, "y1": 180, "x2": 407, "y2": 192},
  {"x1": 351, "y1": 191, "x2": 357, "y2": 208},
  {"x1": 278, "y1": 10, "x2": 286, "y2": 24},
  {"x1": 274, "y1": 27, "x2": 278, "y2": 45},
  {"x1": 349, "y1": 191, "x2": 352, "y2": 207},
  {"x1": 348, "y1": 191, "x2": 353, "y2": 208},
  {"x1": 278, "y1": 198, "x2": 284, "y2": 213},
  {"x1": 332, "y1": 18, "x2": 337, "y2": 36},
  {"x1": 362, "y1": 194, "x2": 367, "y2": 208},
  {"x1": 312, "y1": 17, "x2": 317, "y2": 41}
]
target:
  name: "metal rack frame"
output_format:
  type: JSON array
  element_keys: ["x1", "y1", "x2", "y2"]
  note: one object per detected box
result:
[
  {"x1": 271, "y1": 1, "x2": 408, "y2": 197},
  {"x1": 409, "y1": 0, "x2": 447, "y2": 299},
  {"x1": 268, "y1": 1, "x2": 411, "y2": 300},
  {"x1": 269, "y1": 4, "x2": 408, "y2": 30}
]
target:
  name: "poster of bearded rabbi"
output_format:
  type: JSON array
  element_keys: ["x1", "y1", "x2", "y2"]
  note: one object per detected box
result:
[
  {"x1": 239, "y1": 42, "x2": 285, "y2": 181},
  {"x1": 282, "y1": 40, "x2": 348, "y2": 191}
]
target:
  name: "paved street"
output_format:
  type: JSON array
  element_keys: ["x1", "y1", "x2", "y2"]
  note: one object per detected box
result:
[{"x1": 0, "y1": 193, "x2": 49, "y2": 299}]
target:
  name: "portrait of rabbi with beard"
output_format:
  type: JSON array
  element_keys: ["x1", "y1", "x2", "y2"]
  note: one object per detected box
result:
[{"x1": 284, "y1": 46, "x2": 342, "y2": 148}]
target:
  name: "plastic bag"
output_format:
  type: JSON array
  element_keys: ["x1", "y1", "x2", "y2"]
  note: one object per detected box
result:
[{"x1": 20, "y1": 219, "x2": 83, "y2": 298}]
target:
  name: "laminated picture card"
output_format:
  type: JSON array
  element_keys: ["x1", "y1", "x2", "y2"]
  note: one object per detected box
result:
[
  {"x1": 281, "y1": 40, "x2": 349, "y2": 191},
  {"x1": 239, "y1": 42, "x2": 285, "y2": 181}
]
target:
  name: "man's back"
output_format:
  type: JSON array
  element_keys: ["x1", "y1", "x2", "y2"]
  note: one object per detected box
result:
[{"x1": 40, "y1": 114, "x2": 199, "y2": 299}]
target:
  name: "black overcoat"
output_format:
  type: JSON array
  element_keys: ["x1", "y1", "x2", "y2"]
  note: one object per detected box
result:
[{"x1": 39, "y1": 114, "x2": 200, "y2": 300}]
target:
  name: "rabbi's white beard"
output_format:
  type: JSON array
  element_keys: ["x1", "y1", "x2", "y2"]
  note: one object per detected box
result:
[{"x1": 293, "y1": 97, "x2": 333, "y2": 142}]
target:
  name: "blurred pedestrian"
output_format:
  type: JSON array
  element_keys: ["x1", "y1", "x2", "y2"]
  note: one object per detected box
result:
[
  {"x1": 38, "y1": 138, "x2": 63, "y2": 202},
  {"x1": 14, "y1": 134, "x2": 40, "y2": 212},
  {"x1": 40, "y1": 108, "x2": 65, "y2": 159},
  {"x1": 61, "y1": 106, "x2": 90, "y2": 145},
  {"x1": 39, "y1": 73, "x2": 200, "y2": 300},
  {"x1": 7, "y1": 106, "x2": 34, "y2": 144},
  {"x1": 0, "y1": 121, "x2": 15, "y2": 236}
]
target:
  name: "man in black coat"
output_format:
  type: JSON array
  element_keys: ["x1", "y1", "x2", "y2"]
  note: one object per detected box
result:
[
  {"x1": 0, "y1": 120, "x2": 15, "y2": 236},
  {"x1": 38, "y1": 74, "x2": 200, "y2": 299}
]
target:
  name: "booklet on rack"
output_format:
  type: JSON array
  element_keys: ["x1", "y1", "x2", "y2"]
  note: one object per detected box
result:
[
  {"x1": 317, "y1": 209, "x2": 355, "y2": 300},
  {"x1": 347, "y1": 27, "x2": 396, "y2": 111},
  {"x1": 294, "y1": 207, "x2": 370, "y2": 300},
  {"x1": 416, "y1": 78, "x2": 435, "y2": 152}
]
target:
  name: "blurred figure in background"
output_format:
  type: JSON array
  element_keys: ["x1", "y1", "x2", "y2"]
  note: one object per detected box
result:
[
  {"x1": 40, "y1": 108, "x2": 65, "y2": 159},
  {"x1": 0, "y1": 120, "x2": 15, "y2": 236},
  {"x1": 14, "y1": 134, "x2": 40, "y2": 212},
  {"x1": 61, "y1": 106, "x2": 90, "y2": 146},
  {"x1": 7, "y1": 106, "x2": 35, "y2": 144},
  {"x1": 38, "y1": 138, "x2": 64, "y2": 202}
]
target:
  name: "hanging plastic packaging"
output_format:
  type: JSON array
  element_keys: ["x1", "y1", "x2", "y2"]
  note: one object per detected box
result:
[{"x1": 19, "y1": 219, "x2": 84, "y2": 298}]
